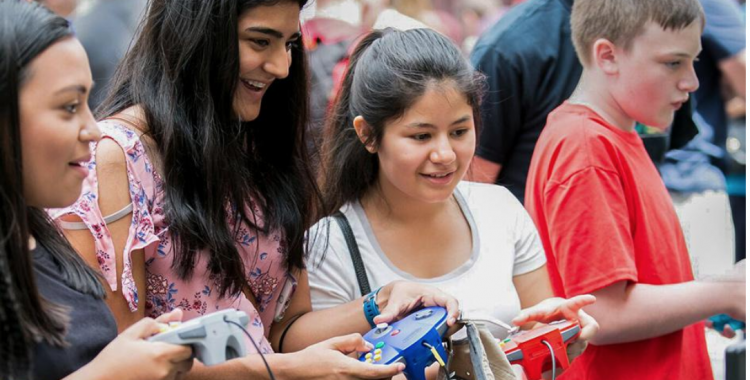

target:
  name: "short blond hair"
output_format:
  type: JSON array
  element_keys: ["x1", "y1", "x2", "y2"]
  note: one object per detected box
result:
[{"x1": 571, "y1": 0, "x2": 705, "y2": 65}]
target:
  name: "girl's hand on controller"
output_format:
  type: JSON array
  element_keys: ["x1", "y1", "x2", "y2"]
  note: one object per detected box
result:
[
  {"x1": 70, "y1": 316, "x2": 194, "y2": 380},
  {"x1": 373, "y1": 281, "x2": 460, "y2": 331},
  {"x1": 154, "y1": 307, "x2": 185, "y2": 325},
  {"x1": 284, "y1": 333, "x2": 405, "y2": 379},
  {"x1": 511, "y1": 295, "x2": 599, "y2": 341}
]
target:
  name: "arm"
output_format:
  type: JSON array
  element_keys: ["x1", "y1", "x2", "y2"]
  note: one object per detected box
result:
[
  {"x1": 585, "y1": 278, "x2": 745, "y2": 345},
  {"x1": 719, "y1": 49, "x2": 745, "y2": 99},
  {"x1": 467, "y1": 156, "x2": 502, "y2": 183},
  {"x1": 185, "y1": 334, "x2": 405, "y2": 380},
  {"x1": 514, "y1": 265, "x2": 555, "y2": 310},
  {"x1": 62, "y1": 138, "x2": 147, "y2": 331},
  {"x1": 271, "y1": 269, "x2": 459, "y2": 353},
  {"x1": 65, "y1": 316, "x2": 193, "y2": 380}
]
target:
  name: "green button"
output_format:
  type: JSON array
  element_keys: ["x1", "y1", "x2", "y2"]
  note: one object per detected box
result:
[
  {"x1": 376, "y1": 341, "x2": 385, "y2": 349},
  {"x1": 503, "y1": 338, "x2": 511, "y2": 343}
]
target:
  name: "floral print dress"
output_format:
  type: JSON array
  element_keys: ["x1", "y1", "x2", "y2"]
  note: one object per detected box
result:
[{"x1": 52, "y1": 121, "x2": 296, "y2": 354}]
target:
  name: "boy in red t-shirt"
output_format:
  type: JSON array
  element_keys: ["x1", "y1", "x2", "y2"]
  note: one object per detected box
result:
[{"x1": 523, "y1": 0, "x2": 746, "y2": 379}]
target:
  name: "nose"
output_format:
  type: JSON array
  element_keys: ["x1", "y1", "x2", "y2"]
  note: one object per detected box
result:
[
  {"x1": 263, "y1": 46, "x2": 291, "y2": 79},
  {"x1": 79, "y1": 107, "x2": 101, "y2": 142},
  {"x1": 680, "y1": 65, "x2": 700, "y2": 93},
  {"x1": 429, "y1": 137, "x2": 456, "y2": 165}
]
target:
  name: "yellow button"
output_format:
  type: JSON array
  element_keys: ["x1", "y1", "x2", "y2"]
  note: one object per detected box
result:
[
  {"x1": 374, "y1": 354, "x2": 382, "y2": 361},
  {"x1": 365, "y1": 353, "x2": 373, "y2": 359},
  {"x1": 366, "y1": 358, "x2": 373, "y2": 364},
  {"x1": 374, "y1": 349, "x2": 382, "y2": 355}
]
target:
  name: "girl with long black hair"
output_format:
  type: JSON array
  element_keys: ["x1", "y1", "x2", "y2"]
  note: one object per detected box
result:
[
  {"x1": 58, "y1": 0, "x2": 458, "y2": 379},
  {"x1": 0, "y1": 1, "x2": 193, "y2": 379}
]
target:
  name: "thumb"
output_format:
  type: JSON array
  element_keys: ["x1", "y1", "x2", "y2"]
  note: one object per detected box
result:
[
  {"x1": 375, "y1": 297, "x2": 422, "y2": 325},
  {"x1": 121, "y1": 317, "x2": 161, "y2": 340},
  {"x1": 323, "y1": 334, "x2": 374, "y2": 355},
  {"x1": 155, "y1": 308, "x2": 184, "y2": 324}
]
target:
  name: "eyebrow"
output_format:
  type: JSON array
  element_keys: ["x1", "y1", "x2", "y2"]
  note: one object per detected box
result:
[
  {"x1": 406, "y1": 115, "x2": 472, "y2": 129},
  {"x1": 54, "y1": 85, "x2": 87, "y2": 95},
  {"x1": 666, "y1": 48, "x2": 703, "y2": 59},
  {"x1": 245, "y1": 26, "x2": 301, "y2": 40}
]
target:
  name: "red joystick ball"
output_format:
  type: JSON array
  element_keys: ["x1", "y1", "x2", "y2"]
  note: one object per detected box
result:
[{"x1": 500, "y1": 321, "x2": 581, "y2": 380}]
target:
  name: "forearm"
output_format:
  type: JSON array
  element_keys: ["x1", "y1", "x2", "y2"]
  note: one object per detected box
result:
[
  {"x1": 185, "y1": 354, "x2": 300, "y2": 380},
  {"x1": 280, "y1": 296, "x2": 370, "y2": 352},
  {"x1": 466, "y1": 156, "x2": 502, "y2": 183},
  {"x1": 587, "y1": 280, "x2": 743, "y2": 345}
]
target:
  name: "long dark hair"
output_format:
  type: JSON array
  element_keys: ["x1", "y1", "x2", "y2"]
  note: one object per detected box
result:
[
  {"x1": 97, "y1": 0, "x2": 320, "y2": 299},
  {"x1": 0, "y1": 1, "x2": 105, "y2": 378},
  {"x1": 320, "y1": 28, "x2": 486, "y2": 213}
]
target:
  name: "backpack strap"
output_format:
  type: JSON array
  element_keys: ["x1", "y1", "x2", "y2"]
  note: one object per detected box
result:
[{"x1": 332, "y1": 211, "x2": 371, "y2": 296}]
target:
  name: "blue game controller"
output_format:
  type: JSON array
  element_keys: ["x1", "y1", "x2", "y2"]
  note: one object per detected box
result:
[
  {"x1": 708, "y1": 314, "x2": 745, "y2": 333},
  {"x1": 359, "y1": 307, "x2": 449, "y2": 380}
]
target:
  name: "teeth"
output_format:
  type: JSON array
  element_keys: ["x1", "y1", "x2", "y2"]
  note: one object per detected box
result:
[
  {"x1": 428, "y1": 173, "x2": 450, "y2": 178},
  {"x1": 243, "y1": 79, "x2": 266, "y2": 89}
]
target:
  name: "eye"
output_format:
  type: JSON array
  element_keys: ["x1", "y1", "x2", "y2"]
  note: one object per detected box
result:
[
  {"x1": 285, "y1": 40, "x2": 299, "y2": 52},
  {"x1": 665, "y1": 61, "x2": 681, "y2": 69},
  {"x1": 412, "y1": 133, "x2": 431, "y2": 141},
  {"x1": 452, "y1": 128, "x2": 470, "y2": 137},
  {"x1": 250, "y1": 39, "x2": 270, "y2": 48},
  {"x1": 64, "y1": 103, "x2": 79, "y2": 114}
]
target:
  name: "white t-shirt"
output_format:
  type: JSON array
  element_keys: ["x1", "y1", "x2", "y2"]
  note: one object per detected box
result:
[{"x1": 307, "y1": 181, "x2": 546, "y2": 338}]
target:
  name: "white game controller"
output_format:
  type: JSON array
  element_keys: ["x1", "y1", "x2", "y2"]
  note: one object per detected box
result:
[{"x1": 148, "y1": 309, "x2": 249, "y2": 366}]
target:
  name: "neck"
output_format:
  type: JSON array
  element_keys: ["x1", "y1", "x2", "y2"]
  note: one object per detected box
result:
[
  {"x1": 28, "y1": 235, "x2": 37, "y2": 251},
  {"x1": 361, "y1": 183, "x2": 456, "y2": 225},
  {"x1": 570, "y1": 70, "x2": 637, "y2": 132}
]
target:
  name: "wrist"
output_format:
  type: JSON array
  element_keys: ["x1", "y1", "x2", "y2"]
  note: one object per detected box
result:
[
  {"x1": 253, "y1": 353, "x2": 291, "y2": 380},
  {"x1": 376, "y1": 284, "x2": 391, "y2": 311},
  {"x1": 363, "y1": 287, "x2": 383, "y2": 328}
]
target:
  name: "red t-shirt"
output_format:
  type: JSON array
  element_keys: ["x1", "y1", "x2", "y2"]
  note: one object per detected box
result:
[{"x1": 525, "y1": 102, "x2": 712, "y2": 380}]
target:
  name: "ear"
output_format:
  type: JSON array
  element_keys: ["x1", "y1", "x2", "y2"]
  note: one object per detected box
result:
[
  {"x1": 353, "y1": 116, "x2": 377, "y2": 153},
  {"x1": 592, "y1": 38, "x2": 619, "y2": 75}
]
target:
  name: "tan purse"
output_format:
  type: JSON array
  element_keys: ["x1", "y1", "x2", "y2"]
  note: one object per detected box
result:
[{"x1": 438, "y1": 322, "x2": 517, "y2": 380}]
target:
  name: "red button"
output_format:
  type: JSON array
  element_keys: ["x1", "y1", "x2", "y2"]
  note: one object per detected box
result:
[{"x1": 391, "y1": 329, "x2": 401, "y2": 336}]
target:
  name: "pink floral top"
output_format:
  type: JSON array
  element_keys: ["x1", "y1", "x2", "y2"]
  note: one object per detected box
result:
[{"x1": 52, "y1": 121, "x2": 296, "y2": 354}]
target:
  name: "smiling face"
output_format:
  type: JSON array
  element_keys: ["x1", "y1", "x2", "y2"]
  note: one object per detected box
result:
[
  {"x1": 19, "y1": 37, "x2": 100, "y2": 209},
  {"x1": 233, "y1": 2, "x2": 302, "y2": 122},
  {"x1": 610, "y1": 21, "x2": 702, "y2": 129},
  {"x1": 369, "y1": 81, "x2": 476, "y2": 205}
]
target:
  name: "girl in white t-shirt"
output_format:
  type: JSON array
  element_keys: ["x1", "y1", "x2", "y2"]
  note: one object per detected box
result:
[{"x1": 309, "y1": 28, "x2": 598, "y2": 348}]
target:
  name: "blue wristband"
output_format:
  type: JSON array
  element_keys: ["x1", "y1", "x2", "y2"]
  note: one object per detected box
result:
[{"x1": 363, "y1": 287, "x2": 382, "y2": 328}]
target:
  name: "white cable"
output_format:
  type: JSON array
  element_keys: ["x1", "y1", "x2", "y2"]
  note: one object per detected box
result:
[{"x1": 541, "y1": 340, "x2": 556, "y2": 380}]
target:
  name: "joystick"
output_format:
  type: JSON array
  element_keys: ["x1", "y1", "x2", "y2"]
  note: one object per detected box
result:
[
  {"x1": 359, "y1": 307, "x2": 449, "y2": 380},
  {"x1": 148, "y1": 309, "x2": 249, "y2": 366},
  {"x1": 499, "y1": 320, "x2": 581, "y2": 380}
]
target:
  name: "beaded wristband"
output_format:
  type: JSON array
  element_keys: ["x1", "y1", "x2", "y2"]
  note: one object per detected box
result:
[{"x1": 363, "y1": 287, "x2": 382, "y2": 328}]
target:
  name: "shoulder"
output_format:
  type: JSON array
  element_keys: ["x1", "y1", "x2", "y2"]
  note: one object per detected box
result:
[
  {"x1": 307, "y1": 203, "x2": 357, "y2": 260},
  {"x1": 94, "y1": 120, "x2": 157, "y2": 213},
  {"x1": 540, "y1": 105, "x2": 624, "y2": 154},
  {"x1": 535, "y1": 105, "x2": 633, "y2": 181},
  {"x1": 471, "y1": 0, "x2": 569, "y2": 64},
  {"x1": 457, "y1": 181, "x2": 526, "y2": 217}
]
